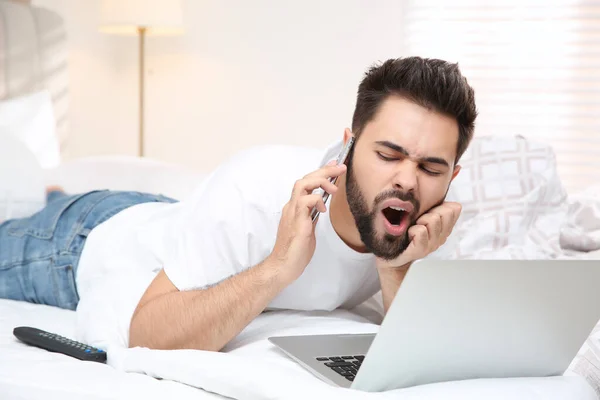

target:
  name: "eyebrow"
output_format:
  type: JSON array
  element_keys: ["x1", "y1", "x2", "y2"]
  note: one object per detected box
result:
[{"x1": 375, "y1": 140, "x2": 451, "y2": 168}]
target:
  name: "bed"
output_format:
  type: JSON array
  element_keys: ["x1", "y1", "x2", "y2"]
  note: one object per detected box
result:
[
  {"x1": 1, "y1": 1, "x2": 600, "y2": 399},
  {"x1": 1, "y1": 295, "x2": 598, "y2": 400}
]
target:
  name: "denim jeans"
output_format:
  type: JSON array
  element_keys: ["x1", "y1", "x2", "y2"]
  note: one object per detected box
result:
[{"x1": 0, "y1": 190, "x2": 176, "y2": 310}]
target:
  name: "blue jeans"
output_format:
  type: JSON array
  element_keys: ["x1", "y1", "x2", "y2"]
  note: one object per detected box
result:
[{"x1": 0, "y1": 190, "x2": 176, "y2": 310}]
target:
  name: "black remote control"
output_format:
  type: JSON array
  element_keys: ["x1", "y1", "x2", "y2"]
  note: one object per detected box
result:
[{"x1": 13, "y1": 326, "x2": 107, "y2": 363}]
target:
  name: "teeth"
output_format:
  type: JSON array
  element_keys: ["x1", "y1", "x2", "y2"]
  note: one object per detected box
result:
[{"x1": 389, "y1": 206, "x2": 405, "y2": 211}]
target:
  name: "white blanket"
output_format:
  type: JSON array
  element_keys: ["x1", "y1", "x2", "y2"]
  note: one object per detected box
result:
[
  {"x1": 105, "y1": 308, "x2": 596, "y2": 400},
  {"x1": 0, "y1": 297, "x2": 595, "y2": 400},
  {"x1": 560, "y1": 185, "x2": 600, "y2": 254}
]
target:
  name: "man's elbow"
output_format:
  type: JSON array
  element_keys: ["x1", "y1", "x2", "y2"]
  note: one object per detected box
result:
[
  {"x1": 128, "y1": 313, "x2": 167, "y2": 350},
  {"x1": 128, "y1": 316, "x2": 222, "y2": 352},
  {"x1": 128, "y1": 315, "x2": 151, "y2": 349}
]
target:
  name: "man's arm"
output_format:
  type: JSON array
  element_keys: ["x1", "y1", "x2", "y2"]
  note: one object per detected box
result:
[
  {"x1": 129, "y1": 162, "x2": 347, "y2": 352},
  {"x1": 377, "y1": 262, "x2": 411, "y2": 314},
  {"x1": 129, "y1": 257, "x2": 288, "y2": 351},
  {"x1": 374, "y1": 202, "x2": 462, "y2": 314}
]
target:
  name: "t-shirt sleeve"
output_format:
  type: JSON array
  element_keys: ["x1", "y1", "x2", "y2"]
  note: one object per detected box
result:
[
  {"x1": 75, "y1": 253, "x2": 160, "y2": 350},
  {"x1": 160, "y1": 169, "x2": 277, "y2": 292}
]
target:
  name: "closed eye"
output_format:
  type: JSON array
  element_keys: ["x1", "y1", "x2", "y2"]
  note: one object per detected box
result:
[
  {"x1": 420, "y1": 166, "x2": 442, "y2": 176},
  {"x1": 376, "y1": 152, "x2": 396, "y2": 162},
  {"x1": 377, "y1": 152, "x2": 442, "y2": 176}
]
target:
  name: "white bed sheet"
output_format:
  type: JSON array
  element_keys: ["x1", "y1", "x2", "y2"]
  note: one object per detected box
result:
[
  {"x1": 0, "y1": 299, "x2": 227, "y2": 400},
  {"x1": 0, "y1": 298, "x2": 596, "y2": 400}
]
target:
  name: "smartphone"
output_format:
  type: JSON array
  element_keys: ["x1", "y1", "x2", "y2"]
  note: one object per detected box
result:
[{"x1": 310, "y1": 136, "x2": 355, "y2": 222}]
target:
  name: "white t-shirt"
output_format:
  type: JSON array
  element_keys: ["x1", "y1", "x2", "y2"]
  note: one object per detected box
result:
[{"x1": 75, "y1": 140, "x2": 380, "y2": 349}]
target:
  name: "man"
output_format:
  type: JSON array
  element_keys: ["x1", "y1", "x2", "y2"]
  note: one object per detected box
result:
[{"x1": 0, "y1": 56, "x2": 477, "y2": 352}]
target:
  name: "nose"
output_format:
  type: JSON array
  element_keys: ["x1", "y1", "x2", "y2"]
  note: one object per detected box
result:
[{"x1": 392, "y1": 161, "x2": 418, "y2": 193}]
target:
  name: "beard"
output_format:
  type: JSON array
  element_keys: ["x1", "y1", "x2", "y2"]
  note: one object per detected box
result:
[{"x1": 345, "y1": 153, "x2": 421, "y2": 260}]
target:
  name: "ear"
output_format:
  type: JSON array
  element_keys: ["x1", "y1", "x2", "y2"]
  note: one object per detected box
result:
[
  {"x1": 343, "y1": 128, "x2": 354, "y2": 144},
  {"x1": 451, "y1": 165, "x2": 461, "y2": 182}
]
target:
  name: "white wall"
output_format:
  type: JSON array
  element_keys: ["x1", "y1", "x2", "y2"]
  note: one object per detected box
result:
[{"x1": 32, "y1": 0, "x2": 405, "y2": 173}]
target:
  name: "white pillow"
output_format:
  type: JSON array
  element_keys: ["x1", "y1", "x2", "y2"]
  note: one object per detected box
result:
[
  {"x1": 0, "y1": 133, "x2": 46, "y2": 223},
  {"x1": 0, "y1": 90, "x2": 61, "y2": 169},
  {"x1": 44, "y1": 156, "x2": 206, "y2": 201}
]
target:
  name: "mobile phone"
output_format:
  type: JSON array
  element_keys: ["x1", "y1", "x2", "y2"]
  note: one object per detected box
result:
[{"x1": 311, "y1": 136, "x2": 355, "y2": 222}]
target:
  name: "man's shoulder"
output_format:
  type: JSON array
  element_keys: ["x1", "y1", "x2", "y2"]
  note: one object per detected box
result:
[
  {"x1": 218, "y1": 144, "x2": 327, "y2": 189},
  {"x1": 184, "y1": 144, "x2": 322, "y2": 214},
  {"x1": 229, "y1": 144, "x2": 324, "y2": 172}
]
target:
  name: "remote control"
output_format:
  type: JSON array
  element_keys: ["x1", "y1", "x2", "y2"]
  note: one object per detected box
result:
[{"x1": 13, "y1": 326, "x2": 107, "y2": 363}]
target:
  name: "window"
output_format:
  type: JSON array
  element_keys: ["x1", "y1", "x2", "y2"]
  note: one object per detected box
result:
[{"x1": 403, "y1": 0, "x2": 600, "y2": 193}]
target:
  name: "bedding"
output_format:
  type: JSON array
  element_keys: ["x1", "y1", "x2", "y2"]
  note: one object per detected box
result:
[
  {"x1": 0, "y1": 299, "x2": 225, "y2": 400},
  {"x1": 441, "y1": 134, "x2": 571, "y2": 260},
  {"x1": 0, "y1": 298, "x2": 596, "y2": 400},
  {"x1": 43, "y1": 155, "x2": 206, "y2": 201},
  {"x1": 560, "y1": 184, "x2": 600, "y2": 253}
]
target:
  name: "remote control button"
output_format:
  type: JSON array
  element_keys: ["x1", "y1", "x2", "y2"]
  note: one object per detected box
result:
[{"x1": 85, "y1": 349, "x2": 91, "y2": 353}]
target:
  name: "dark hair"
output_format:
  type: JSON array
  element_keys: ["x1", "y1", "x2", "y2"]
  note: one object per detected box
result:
[{"x1": 351, "y1": 56, "x2": 477, "y2": 163}]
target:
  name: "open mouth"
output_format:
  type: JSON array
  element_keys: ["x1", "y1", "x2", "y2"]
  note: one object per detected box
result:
[
  {"x1": 380, "y1": 205, "x2": 412, "y2": 236},
  {"x1": 382, "y1": 206, "x2": 407, "y2": 226}
]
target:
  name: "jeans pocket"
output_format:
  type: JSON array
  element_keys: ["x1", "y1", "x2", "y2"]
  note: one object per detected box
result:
[
  {"x1": 53, "y1": 263, "x2": 79, "y2": 310},
  {"x1": 7, "y1": 193, "x2": 90, "y2": 239}
]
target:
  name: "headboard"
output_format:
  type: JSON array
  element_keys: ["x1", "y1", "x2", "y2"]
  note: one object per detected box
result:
[{"x1": 0, "y1": 0, "x2": 69, "y2": 153}]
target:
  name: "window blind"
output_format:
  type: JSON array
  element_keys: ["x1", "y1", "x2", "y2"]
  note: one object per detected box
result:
[{"x1": 402, "y1": 0, "x2": 600, "y2": 193}]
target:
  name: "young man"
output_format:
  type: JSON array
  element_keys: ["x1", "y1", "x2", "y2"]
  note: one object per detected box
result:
[{"x1": 0, "y1": 56, "x2": 477, "y2": 352}]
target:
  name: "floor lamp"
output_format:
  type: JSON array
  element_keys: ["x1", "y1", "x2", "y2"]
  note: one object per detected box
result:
[{"x1": 99, "y1": 0, "x2": 184, "y2": 157}]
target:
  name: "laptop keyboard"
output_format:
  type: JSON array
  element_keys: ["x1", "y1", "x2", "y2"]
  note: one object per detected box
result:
[{"x1": 315, "y1": 355, "x2": 365, "y2": 381}]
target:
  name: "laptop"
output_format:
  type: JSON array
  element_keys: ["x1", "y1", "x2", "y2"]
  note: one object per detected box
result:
[{"x1": 268, "y1": 260, "x2": 600, "y2": 392}]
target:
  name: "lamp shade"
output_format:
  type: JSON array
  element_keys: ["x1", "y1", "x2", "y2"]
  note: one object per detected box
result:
[{"x1": 99, "y1": 0, "x2": 184, "y2": 36}]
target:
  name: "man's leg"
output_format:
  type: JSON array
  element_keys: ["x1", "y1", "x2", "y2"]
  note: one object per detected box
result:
[
  {"x1": 0, "y1": 190, "x2": 177, "y2": 310},
  {"x1": 0, "y1": 192, "x2": 88, "y2": 309}
]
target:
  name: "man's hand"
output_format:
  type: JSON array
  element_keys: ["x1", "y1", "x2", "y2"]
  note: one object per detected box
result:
[
  {"x1": 377, "y1": 202, "x2": 462, "y2": 269},
  {"x1": 375, "y1": 202, "x2": 462, "y2": 313},
  {"x1": 269, "y1": 160, "x2": 347, "y2": 283}
]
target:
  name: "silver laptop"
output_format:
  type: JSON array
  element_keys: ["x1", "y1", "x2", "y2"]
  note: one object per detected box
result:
[{"x1": 268, "y1": 260, "x2": 600, "y2": 392}]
